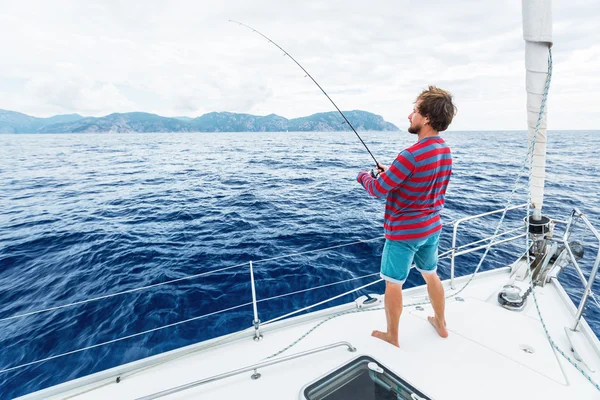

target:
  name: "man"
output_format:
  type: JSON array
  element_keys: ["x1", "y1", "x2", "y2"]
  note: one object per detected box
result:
[{"x1": 357, "y1": 86, "x2": 456, "y2": 347}]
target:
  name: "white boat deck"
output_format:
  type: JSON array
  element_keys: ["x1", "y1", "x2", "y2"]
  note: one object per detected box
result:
[{"x1": 20, "y1": 267, "x2": 600, "y2": 400}]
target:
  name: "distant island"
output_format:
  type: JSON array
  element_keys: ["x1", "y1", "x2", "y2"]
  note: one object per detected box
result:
[{"x1": 0, "y1": 109, "x2": 398, "y2": 133}]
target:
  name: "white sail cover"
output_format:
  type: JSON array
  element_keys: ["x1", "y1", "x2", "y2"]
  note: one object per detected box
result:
[{"x1": 522, "y1": 0, "x2": 552, "y2": 218}]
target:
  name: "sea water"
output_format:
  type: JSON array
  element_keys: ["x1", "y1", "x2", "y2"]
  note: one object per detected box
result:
[{"x1": 1, "y1": 130, "x2": 599, "y2": 397}]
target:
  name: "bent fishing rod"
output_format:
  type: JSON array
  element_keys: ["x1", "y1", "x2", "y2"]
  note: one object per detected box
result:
[{"x1": 229, "y1": 20, "x2": 383, "y2": 177}]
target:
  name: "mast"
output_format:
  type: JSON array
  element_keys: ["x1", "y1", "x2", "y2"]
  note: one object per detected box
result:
[{"x1": 522, "y1": 0, "x2": 552, "y2": 221}]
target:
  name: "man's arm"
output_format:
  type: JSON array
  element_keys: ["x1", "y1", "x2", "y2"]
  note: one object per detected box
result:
[{"x1": 357, "y1": 150, "x2": 416, "y2": 198}]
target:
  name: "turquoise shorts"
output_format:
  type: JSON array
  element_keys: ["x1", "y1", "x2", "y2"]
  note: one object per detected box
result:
[{"x1": 380, "y1": 233, "x2": 440, "y2": 285}]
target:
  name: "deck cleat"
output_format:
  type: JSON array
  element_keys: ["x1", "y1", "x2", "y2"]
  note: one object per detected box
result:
[{"x1": 355, "y1": 293, "x2": 381, "y2": 308}]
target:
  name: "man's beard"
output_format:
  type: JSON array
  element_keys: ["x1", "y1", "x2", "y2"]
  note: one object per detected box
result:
[{"x1": 407, "y1": 124, "x2": 419, "y2": 134}]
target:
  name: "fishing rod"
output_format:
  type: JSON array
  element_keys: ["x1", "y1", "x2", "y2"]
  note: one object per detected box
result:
[{"x1": 229, "y1": 20, "x2": 383, "y2": 177}]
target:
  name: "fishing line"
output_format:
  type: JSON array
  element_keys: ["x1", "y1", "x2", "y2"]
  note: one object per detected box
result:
[{"x1": 229, "y1": 20, "x2": 382, "y2": 176}]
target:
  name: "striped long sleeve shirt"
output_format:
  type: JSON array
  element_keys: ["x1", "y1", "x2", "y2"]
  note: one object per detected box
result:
[{"x1": 357, "y1": 136, "x2": 452, "y2": 242}]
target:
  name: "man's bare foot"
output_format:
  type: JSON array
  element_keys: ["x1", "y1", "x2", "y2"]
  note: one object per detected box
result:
[
  {"x1": 428, "y1": 316, "x2": 448, "y2": 338},
  {"x1": 371, "y1": 330, "x2": 399, "y2": 347}
]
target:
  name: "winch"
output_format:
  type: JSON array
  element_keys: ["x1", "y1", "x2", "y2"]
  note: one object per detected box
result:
[{"x1": 498, "y1": 284, "x2": 528, "y2": 311}]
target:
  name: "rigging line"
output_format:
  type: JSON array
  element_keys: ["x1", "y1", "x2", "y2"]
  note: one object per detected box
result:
[
  {"x1": 229, "y1": 20, "x2": 380, "y2": 168},
  {"x1": 1, "y1": 237, "x2": 385, "y2": 323},
  {"x1": 0, "y1": 262, "x2": 249, "y2": 324},
  {"x1": 0, "y1": 301, "x2": 254, "y2": 375}
]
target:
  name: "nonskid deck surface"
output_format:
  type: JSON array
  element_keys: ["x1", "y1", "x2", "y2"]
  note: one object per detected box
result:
[{"x1": 20, "y1": 268, "x2": 600, "y2": 400}]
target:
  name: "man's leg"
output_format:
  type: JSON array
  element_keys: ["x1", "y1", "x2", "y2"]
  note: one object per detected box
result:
[
  {"x1": 372, "y1": 280, "x2": 402, "y2": 347},
  {"x1": 421, "y1": 272, "x2": 448, "y2": 338}
]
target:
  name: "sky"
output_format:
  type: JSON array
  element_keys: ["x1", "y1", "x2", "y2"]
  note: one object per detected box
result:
[{"x1": 0, "y1": 0, "x2": 598, "y2": 130}]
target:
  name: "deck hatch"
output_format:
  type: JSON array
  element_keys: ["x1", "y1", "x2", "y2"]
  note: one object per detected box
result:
[{"x1": 301, "y1": 355, "x2": 431, "y2": 400}]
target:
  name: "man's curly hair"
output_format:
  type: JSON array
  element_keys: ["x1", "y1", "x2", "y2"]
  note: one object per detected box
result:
[{"x1": 416, "y1": 86, "x2": 457, "y2": 132}]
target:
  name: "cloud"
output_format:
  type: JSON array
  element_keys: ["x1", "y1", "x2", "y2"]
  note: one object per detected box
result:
[
  {"x1": 11, "y1": 68, "x2": 135, "y2": 116},
  {"x1": 0, "y1": 0, "x2": 598, "y2": 129}
]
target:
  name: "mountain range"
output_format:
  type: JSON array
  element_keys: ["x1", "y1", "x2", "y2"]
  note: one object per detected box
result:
[{"x1": 0, "y1": 109, "x2": 398, "y2": 133}]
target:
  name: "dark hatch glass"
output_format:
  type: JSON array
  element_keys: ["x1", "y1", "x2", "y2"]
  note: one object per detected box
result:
[{"x1": 303, "y1": 355, "x2": 431, "y2": 400}]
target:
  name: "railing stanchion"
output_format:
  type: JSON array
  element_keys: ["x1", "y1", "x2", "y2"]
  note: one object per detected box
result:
[
  {"x1": 572, "y1": 255, "x2": 600, "y2": 331},
  {"x1": 249, "y1": 261, "x2": 263, "y2": 341},
  {"x1": 446, "y1": 203, "x2": 528, "y2": 290},
  {"x1": 569, "y1": 209, "x2": 600, "y2": 331},
  {"x1": 450, "y1": 221, "x2": 459, "y2": 290}
]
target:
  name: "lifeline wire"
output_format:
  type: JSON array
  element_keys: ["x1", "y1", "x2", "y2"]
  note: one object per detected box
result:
[
  {"x1": 0, "y1": 237, "x2": 384, "y2": 324},
  {"x1": 229, "y1": 20, "x2": 380, "y2": 169},
  {"x1": 0, "y1": 302, "x2": 254, "y2": 375},
  {"x1": 0, "y1": 262, "x2": 249, "y2": 324},
  {"x1": 0, "y1": 271, "x2": 382, "y2": 374}
]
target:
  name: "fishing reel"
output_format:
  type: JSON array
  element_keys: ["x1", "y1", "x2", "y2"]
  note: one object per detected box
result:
[{"x1": 370, "y1": 163, "x2": 385, "y2": 178}]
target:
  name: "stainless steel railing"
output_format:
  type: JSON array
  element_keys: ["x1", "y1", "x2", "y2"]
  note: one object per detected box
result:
[
  {"x1": 448, "y1": 203, "x2": 528, "y2": 289},
  {"x1": 556, "y1": 208, "x2": 600, "y2": 331},
  {"x1": 445, "y1": 204, "x2": 600, "y2": 331}
]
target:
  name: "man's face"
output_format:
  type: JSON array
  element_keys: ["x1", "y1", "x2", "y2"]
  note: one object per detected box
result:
[{"x1": 407, "y1": 100, "x2": 427, "y2": 134}]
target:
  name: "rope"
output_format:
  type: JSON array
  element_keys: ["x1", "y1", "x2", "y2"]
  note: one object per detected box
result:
[
  {"x1": 107, "y1": 274, "x2": 383, "y2": 384},
  {"x1": 531, "y1": 285, "x2": 600, "y2": 391},
  {"x1": 266, "y1": 305, "x2": 384, "y2": 359},
  {"x1": 263, "y1": 223, "x2": 531, "y2": 358}
]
